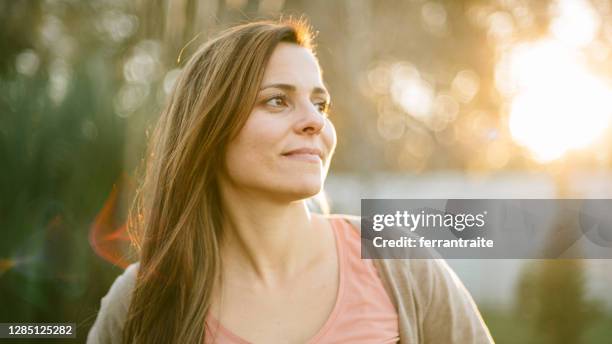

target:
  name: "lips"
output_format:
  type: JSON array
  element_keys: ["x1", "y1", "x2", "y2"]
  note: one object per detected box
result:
[{"x1": 281, "y1": 147, "x2": 323, "y2": 163}]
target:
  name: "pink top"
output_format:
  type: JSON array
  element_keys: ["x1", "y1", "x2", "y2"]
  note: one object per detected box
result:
[{"x1": 204, "y1": 217, "x2": 400, "y2": 343}]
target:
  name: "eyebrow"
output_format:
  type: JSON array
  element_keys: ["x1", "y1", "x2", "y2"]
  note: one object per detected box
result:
[{"x1": 259, "y1": 83, "x2": 330, "y2": 98}]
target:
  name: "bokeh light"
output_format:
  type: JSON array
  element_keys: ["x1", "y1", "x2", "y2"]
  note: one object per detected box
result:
[{"x1": 497, "y1": 0, "x2": 612, "y2": 162}]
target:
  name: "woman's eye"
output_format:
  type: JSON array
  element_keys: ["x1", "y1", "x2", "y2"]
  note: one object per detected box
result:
[
  {"x1": 266, "y1": 96, "x2": 287, "y2": 108},
  {"x1": 315, "y1": 101, "x2": 330, "y2": 114}
]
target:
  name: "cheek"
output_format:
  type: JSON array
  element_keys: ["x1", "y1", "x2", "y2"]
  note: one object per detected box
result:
[{"x1": 225, "y1": 113, "x2": 285, "y2": 177}]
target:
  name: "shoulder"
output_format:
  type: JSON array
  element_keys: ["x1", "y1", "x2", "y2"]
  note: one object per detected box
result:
[
  {"x1": 324, "y1": 214, "x2": 458, "y2": 307},
  {"x1": 324, "y1": 214, "x2": 460, "y2": 278},
  {"x1": 332, "y1": 214, "x2": 494, "y2": 343},
  {"x1": 87, "y1": 263, "x2": 139, "y2": 344}
]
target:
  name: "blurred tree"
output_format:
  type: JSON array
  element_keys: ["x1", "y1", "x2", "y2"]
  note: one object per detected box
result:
[
  {"x1": 516, "y1": 184, "x2": 602, "y2": 344},
  {"x1": 517, "y1": 258, "x2": 602, "y2": 344},
  {"x1": 1, "y1": 0, "x2": 131, "y2": 337}
]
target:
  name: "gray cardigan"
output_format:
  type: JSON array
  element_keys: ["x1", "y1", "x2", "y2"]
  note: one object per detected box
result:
[{"x1": 87, "y1": 215, "x2": 494, "y2": 343}]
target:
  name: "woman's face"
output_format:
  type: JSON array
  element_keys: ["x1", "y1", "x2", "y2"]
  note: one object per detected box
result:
[{"x1": 222, "y1": 42, "x2": 337, "y2": 202}]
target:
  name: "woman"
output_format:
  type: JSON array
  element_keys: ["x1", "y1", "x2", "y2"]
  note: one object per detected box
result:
[{"x1": 87, "y1": 19, "x2": 494, "y2": 344}]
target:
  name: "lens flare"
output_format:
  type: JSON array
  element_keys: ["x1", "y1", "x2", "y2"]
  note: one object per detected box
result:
[{"x1": 89, "y1": 187, "x2": 133, "y2": 268}]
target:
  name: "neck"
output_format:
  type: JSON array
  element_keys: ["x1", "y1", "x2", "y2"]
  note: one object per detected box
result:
[{"x1": 218, "y1": 185, "x2": 324, "y2": 287}]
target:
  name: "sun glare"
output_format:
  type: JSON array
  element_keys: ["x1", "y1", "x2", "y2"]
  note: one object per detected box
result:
[{"x1": 498, "y1": 0, "x2": 612, "y2": 163}]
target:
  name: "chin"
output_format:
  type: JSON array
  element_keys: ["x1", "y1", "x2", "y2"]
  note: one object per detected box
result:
[
  {"x1": 281, "y1": 179, "x2": 323, "y2": 201},
  {"x1": 290, "y1": 184, "x2": 322, "y2": 200}
]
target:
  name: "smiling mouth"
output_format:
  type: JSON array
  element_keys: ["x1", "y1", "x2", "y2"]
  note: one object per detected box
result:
[{"x1": 281, "y1": 152, "x2": 322, "y2": 163}]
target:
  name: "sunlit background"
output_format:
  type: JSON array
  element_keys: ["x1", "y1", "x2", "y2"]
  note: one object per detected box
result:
[{"x1": 2, "y1": 0, "x2": 612, "y2": 343}]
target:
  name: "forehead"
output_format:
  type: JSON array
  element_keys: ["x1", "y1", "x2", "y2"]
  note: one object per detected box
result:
[{"x1": 261, "y1": 42, "x2": 324, "y2": 88}]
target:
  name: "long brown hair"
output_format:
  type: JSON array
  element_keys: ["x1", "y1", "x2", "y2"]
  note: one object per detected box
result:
[{"x1": 123, "y1": 19, "x2": 314, "y2": 343}]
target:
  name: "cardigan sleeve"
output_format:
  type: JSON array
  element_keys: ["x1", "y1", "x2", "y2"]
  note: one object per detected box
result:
[
  {"x1": 410, "y1": 258, "x2": 494, "y2": 343},
  {"x1": 87, "y1": 263, "x2": 139, "y2": 344}
]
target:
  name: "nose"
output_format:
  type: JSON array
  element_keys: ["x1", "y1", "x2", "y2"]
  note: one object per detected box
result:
[{"x1": 294, "y1": 101, "x2": 326, "y2": 135}]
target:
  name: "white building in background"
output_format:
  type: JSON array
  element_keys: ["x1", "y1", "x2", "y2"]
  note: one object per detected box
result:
[{"x1": 324, "y1": 172, "x2": 612, "y2": 311}]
